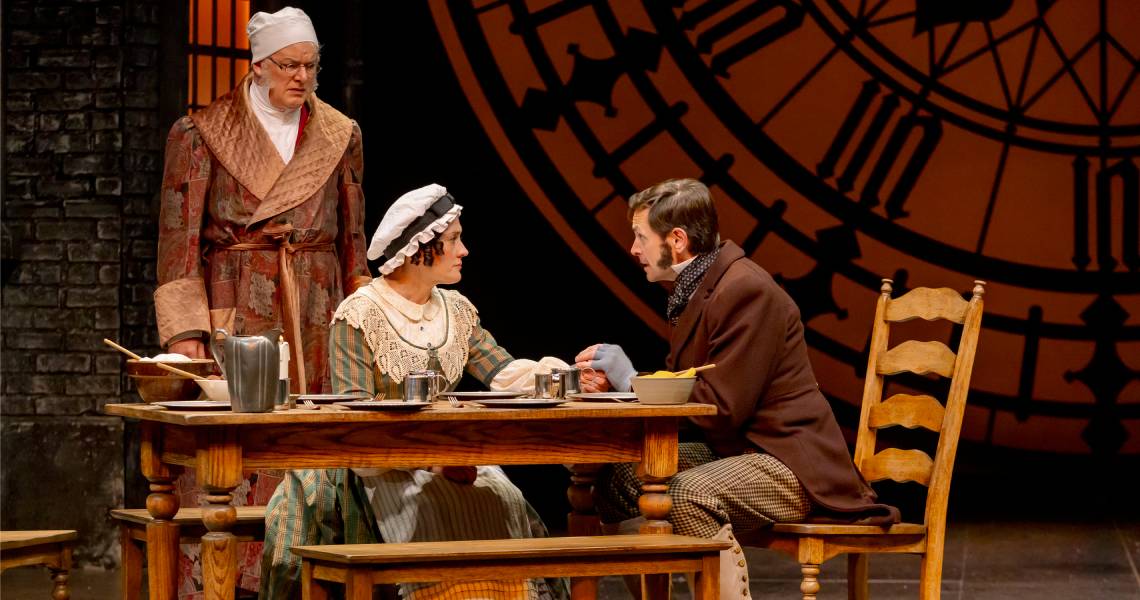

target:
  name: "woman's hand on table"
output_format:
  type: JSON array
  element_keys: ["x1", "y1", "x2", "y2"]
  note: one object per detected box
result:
[
  {"x1": 431, "y1": 466, "x2": 478, "y2": 485},
  {"x1": 575, "y1": 343, "x2": 633, "y2": 392},
  {"x1": 577, "y1": 366, "x2": 612, "y2": 393}
]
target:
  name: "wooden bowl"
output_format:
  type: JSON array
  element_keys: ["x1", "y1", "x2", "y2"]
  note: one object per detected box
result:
[{"x1": 126, "y1": 359, "x2": 220, "y2": 403}]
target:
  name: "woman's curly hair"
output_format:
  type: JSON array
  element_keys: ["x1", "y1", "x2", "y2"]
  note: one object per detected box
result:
[{"x1": 407, "y1": 229, "x2": 446, "y2": 267}]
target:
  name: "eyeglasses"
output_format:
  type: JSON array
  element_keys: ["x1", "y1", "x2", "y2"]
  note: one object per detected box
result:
[{"x1": 266, "y1": 56, "x2": 321, "y2": 76}]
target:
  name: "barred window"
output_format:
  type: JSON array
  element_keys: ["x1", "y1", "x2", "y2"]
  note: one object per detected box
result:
[{"x1": 187, "y1": 0, "x2": 251, "y2": 112}]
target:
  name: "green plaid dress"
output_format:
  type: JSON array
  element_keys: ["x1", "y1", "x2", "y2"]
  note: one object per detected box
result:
[{"x1": 260, "y1": 285, "x2": 566, "y2": 600}]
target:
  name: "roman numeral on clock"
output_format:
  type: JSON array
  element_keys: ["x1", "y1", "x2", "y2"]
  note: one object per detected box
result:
[
  {"x1": 1072, "y1": 156, "x2": 1139, "y2": 272},
  {"x1": 817, "y1": 80, "x2": 943, "y2": 220},
  {"x1": 678, "y1": 0, "x2": 804, "y2": 77}
]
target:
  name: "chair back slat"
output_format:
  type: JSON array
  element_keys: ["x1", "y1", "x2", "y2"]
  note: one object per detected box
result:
[
  {"x1": 869, "y1": 394, "x2": 944, "y2": 432},
  {"x1": 860, "y1": 448, "x2": 933, "y2": 486},
  {"x1": 884, "y1": 287, "x2": 969, "y2": 324},
  {"x1": 876, "y1": 340, "x2": 956, "y2": 377}
]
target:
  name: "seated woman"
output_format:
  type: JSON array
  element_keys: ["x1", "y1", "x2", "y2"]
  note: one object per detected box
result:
[{"x1": 260, "y1": 184, "x2": 568, "y2": 600}]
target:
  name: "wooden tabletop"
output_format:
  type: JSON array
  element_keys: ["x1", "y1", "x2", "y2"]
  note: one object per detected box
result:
[
  {"x1": 291, "y1": 534, "x2": 733, "y2": 564},
  {"x1": 103, "y1": 401, "x2": 716, "y2": 425},
  {"x1": 110, "y1": 506, "x2": 267, "y2": 526},
  {"x1": 0, "y1": 531, "x2": 78, "y2": 551}
]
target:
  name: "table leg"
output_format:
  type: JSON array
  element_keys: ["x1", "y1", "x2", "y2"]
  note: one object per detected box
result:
[
  {"x1": 639, "y1": 419, "x2": 679, "y2": 600},
  {"x1": 120, "y1": 525, "x2": 143, "y2": 600},
  {"x1": 197, "y1": 427, "x2": 243, "y2": 600},
  {"x1": 141, "y1": 423, "x2": 180, "y2": 600},
  {"x1": 49, "y1": 566, "x2": 70, "y2": 600},
  {"x1": 567, "y1": 463, "x2": 602, "y2": 600}
]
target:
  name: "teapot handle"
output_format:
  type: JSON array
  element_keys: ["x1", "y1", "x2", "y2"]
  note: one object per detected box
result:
[{"x1": 210, "y1": 329, "x2": 229, "y2": 379}]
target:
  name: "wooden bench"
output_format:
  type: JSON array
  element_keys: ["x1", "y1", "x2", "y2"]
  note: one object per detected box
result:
[
  {"x1": 294, "y1": 534, "x2": 731, "y2": 600},
  {"x1": 110, "y1": 505, "x2": 266, "y2": 600},
  {"x1": 0, "y1": 530, "x2": 77, "y2": 599}
]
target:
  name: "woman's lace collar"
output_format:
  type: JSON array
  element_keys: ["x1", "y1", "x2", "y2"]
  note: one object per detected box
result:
[{"x1": 370, "y1": 277, "x2": 442, "y2": 323}]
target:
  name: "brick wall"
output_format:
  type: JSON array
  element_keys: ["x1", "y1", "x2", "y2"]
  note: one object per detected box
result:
[{"x1": 2, "y1": 0, "x2": 165, "y2": 567}]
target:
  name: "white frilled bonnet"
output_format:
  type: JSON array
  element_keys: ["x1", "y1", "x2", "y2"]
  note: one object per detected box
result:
[
  {"x1": 368, "y1": 184, "x2": 463, "y2": 275},
  {"x1": 247, "y1": 7, "x2": 319, "y2": 63}
]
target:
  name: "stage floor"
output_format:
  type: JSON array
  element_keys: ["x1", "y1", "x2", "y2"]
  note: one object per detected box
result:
[{"x1": 3, "y1": 518, "x2": 1137, "y2": 599}]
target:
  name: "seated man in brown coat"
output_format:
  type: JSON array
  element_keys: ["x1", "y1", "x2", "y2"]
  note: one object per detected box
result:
[{"x1": 576, "y1": 178, "x2": 898, "y2": 599}]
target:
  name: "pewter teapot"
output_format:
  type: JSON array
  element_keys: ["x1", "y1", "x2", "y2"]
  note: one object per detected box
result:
[{"x1": 210, "y1": 328, "x2": 280, "y2": 413}]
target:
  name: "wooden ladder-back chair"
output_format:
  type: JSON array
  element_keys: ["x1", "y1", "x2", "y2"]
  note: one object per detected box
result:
[{"x1": 740, "y1": 278, "x2": 985, "y2": 600}]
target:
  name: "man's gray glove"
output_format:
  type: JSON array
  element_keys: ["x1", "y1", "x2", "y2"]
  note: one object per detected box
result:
[{"x1": 590, "y1": 344, "x2": 637, "y2": 392}]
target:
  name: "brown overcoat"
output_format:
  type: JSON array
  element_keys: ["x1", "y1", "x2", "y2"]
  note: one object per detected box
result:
[{"x1": 669, "y1": 241, "x2": 898, "y2": 522}]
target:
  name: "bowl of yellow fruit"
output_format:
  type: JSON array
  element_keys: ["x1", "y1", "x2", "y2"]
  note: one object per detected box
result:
[{"x1": 630, "y1": 368, "x2": 701, "y2": 405}]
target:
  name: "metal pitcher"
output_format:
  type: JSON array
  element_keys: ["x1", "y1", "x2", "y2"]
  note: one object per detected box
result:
[{"x1": 210, "y1": 328, "x2": 281, "y2": 413}]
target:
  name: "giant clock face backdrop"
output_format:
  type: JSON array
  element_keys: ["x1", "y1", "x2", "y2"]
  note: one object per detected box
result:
[{"x1": 429, "y1": 0, "x2": 1140, "y2": 455}]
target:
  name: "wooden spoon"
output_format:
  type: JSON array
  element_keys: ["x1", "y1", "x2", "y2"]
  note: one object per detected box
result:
[
  {"x1": 102, "y1": 338, "x2": 206, "y2": 380},
  {"x1": 675, "y1": 363, "x2": 717, "y2": 376},
  {"x1": 102, "y1": 338, "x2": 141, "y2": 360}
]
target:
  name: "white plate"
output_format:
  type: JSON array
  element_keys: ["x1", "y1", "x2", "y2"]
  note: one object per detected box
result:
[
  {"x1": 567, "y1": 392, "x2": 639, "y2": 402},
  {"x1": 154, "y1": 400, "x2": 231, "y2": 411},
  {"x1": 296, "y1": 393, "x2": 371, "y2": 404},
  {"x1": 472, "y1": 399, "x2": 570, "y2": 409},
  {"x1": 437, "y1": 391, "x2": 528, "y2": 400},
  {"x1": 334, "y1": 400, "x2": 431, "y2": 411}
]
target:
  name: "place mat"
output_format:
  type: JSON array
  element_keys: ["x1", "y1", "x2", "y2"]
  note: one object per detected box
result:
[
  {"x1": 153, "y1": 401, "x2": 231, "y2": 411},
  {"x1": 567, "y1": 392, "x2": 639, "y2": 402},
  {"x1": 295, "y1": 393, "x2": 371, "y2": 404},
  {"x1": 472, "y1": 399, "x2": 570, "y2": 409},
  {"x1": 437, "y1": 391, "x2": 528, "y2": 400},
  {"x1": 334, "y1": 400, "x2": 431, "y2": 411}
]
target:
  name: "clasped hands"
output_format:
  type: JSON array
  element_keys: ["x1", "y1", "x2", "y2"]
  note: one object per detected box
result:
[{"x1": 574, "y1": 343, "x2": 636, "y2": 393}]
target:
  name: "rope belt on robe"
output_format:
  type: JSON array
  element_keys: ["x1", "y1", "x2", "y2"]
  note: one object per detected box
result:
[{"x1": 214, "y1": 223, "x2": 333, "y2": 394}]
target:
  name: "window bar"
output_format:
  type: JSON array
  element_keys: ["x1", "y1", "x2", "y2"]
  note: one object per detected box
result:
[
  {"x1": 190, "y1": 0, "x2": 198, "y2": 110},
  {"x1": 211, "y1": 0, "x2": 218, "y2": 101},
  {"x1": 230, "y1": 0, "x2": 237, "y2": 89}
]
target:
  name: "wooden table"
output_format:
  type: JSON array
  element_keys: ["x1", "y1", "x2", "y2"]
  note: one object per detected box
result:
[
  {"x1": 105, "y1": 400, "x2": 716, "y2": 600},
  {"x1": 0, "y1": 530, "x2": 77, "y2": 599}
]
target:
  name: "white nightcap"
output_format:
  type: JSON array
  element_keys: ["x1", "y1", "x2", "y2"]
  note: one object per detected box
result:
[
  {"x1": 247, "y1": 7, "x2": 319, "y2": 63},
  {"x1": 368, "y1": 184, "x2": 463, "y2": 275}
]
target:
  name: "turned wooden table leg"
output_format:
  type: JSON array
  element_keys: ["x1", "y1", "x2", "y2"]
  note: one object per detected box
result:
[
  {"x1": 639, "y1": 419, "x2": 679, "y2": 600},
  {"x1": 567, "y1": 463, "x2": 603, "y2": 600},
  {"x1": 49, "y1": 566, "x2": 70, "y2": 600},
  {"x1": 141, "y1": 422, "x2": 181, "y2": 600},
  {"x1": 198, "y1": 427, "x2": 243, "y2": 600},
  {"x1": 49, "y1": 542, "x2": 72, "y2": 600}
]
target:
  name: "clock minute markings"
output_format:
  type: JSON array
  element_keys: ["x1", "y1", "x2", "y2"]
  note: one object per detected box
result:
[
  {"x1": 816, "y1": 80, "x2": 942, "y2": 220},
  {"x1": 678, "y1": 0, "x2": 805, "y2": 78}
]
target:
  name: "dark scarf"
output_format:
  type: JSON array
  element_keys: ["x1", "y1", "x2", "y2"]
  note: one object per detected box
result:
[{"x1": 666, "y1": 247, "x2": 720, "y2": 324}]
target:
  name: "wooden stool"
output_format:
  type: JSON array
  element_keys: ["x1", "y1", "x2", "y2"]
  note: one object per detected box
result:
[
  {"x1": 294, "y1": 534, "x2": 731, "y2": 600},
  {"x1": 110, "y1": 505, "x2": 266, "y2": 600},
  {"x1": 0, "y1": 530, "x2": 77, "y2": 599}
]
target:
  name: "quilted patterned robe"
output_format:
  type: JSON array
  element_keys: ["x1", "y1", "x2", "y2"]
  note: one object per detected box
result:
[
  {"x1": 154, "y1": 75, "x2": 368, "y2": 597},
  {"x1": 155, "y1": 73, "x2": 369, "y2": 393}
]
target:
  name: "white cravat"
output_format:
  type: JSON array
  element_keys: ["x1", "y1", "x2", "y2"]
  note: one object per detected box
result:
[{"x1": 248, "y1": 79, "x2": 301, "y2": 163}]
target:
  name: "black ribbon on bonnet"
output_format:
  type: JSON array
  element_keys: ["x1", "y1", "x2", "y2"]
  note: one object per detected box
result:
[{"x1": 381, "y1": 193, "x2": 457, "y2": 261}]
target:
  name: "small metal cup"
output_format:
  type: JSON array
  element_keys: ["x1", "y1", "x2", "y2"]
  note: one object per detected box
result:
[
  {"x1": 551, "y1": 367, "x2": 582, "y2": 398},
  {"x1": 276, "y1": 377, "x2": 292, "y2": 409},
  {"x1": 534, "y1": 372, "x2": 554, "y2": 399},
  {"x1": 405, "y1": 370, "x2": 446, "y2": 403}
]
